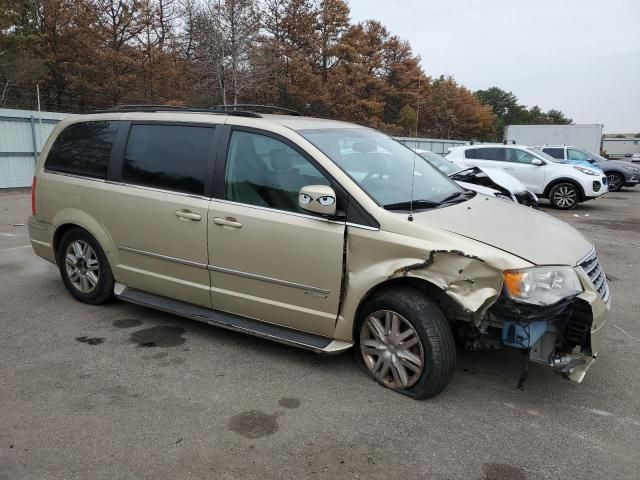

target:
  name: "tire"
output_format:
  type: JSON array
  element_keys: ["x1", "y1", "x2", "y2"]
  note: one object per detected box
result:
[
  {"x1": 549, "y1": 182, "x2": 580, "y2": 210},
  {"x1": 355, "y1": 287, "x2": 456, "y2": 399},
  {"x1": 57, "y1": 227, "x2": 114, "y2": 305},
  {"x1": 606, "y1": 172, "x2": 624, "y2": 192}
]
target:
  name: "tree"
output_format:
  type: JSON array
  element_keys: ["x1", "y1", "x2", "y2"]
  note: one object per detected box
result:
[
  {"x1": 475, "y1": 86, "x2": 572, "y2": 140},
  {"x1": 312, "y1": 0, "x2": 349, "y2": 82},
  {"x1": 545, "y1": 109, "x2": 572, "y2": 124},
  {"x1": 80, "y1": 0, "x2": 147, "y2": 106},
  {"x1": 423, "y1": 76, "x2": 494, "y2": 140},
  {"x1": 398, "y1": 105, "x2": 417, "y2": 136},
  {"x1": 0, "y1": 0, "x2": 572, "y2": 141}
]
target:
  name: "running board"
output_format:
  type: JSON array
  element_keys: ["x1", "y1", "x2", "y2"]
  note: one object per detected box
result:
[{"x1": 114, "y1": 283, "x2": 352, "y2": 355}]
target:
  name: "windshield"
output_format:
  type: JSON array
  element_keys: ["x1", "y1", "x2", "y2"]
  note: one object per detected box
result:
[
  {"x1": 416, "y1": 150, "x2": 461, "y2": 176},
  {"x1": 527, "y1": 147, "x2": 559, "y2": 163},
  {"x1": 299, "y1": 128, "x2": 463, "y2": 208}
]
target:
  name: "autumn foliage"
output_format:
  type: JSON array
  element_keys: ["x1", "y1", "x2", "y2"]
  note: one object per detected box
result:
[{"x1": 1, "y1": 0, "x2": 564, "y2": 140}]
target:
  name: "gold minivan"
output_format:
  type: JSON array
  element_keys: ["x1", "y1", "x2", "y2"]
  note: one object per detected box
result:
[{"x1": 28, "y1": 106, "x2": 610, "y2": 399}]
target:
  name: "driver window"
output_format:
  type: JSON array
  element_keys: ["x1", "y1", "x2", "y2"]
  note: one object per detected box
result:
[
  {"x1": 567, "y1": 149, "x2": 590, "y2": 161},
  {"x1": 506, "y1": 148, "x2": 537, "y2": 164},
  {"x1": 225, "y1": 130, "x2": 329, "y2": 213}
]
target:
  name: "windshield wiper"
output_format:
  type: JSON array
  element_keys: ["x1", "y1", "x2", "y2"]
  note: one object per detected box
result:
[
  {"x1": 383, "y1": 199, "x2": 440, "y2": 211},
  {"x1": 439, "y1": 190, "x2": 474, "y2": 204}
]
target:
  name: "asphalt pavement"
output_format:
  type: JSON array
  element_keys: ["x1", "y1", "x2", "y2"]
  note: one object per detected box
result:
[{"x1": 1, "y1": 188, "x2": 639, "y2": 480}]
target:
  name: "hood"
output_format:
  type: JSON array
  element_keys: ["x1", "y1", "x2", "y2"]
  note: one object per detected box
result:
[
  {"x1": 561, "y1": 160, "x2": 604, "y2": 172},
  {"x1": 599, "y1": 159, "x2": 639, "y2": 170},
  {"x1": 455, "y1": 180, "x2": 500, "y2": 197},
  {"x1": 477, "y1": 167, "x2": 528, "y2": 193},
  {"x1": 413, "y1": 195, "x2": 592, "y2": 266},
  {"x1": 450, "y1": 166, "x2": 521, "y2": 195}
]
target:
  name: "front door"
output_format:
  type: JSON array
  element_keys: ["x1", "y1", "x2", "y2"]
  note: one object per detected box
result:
[
  {"x1": 503, "y1": 148, "x2": 547, "y2": 194},
  {"x1": 208, "y1": 128, "x2": 345, "y2": 337},
  {"x1": 102, "y1": 122, "x2": 218, "y2": 307}
]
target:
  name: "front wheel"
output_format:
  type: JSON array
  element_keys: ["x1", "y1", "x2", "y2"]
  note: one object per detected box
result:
[
  {"x1": 549, "y1": 183, "x2": 580, "y2": 209},
  {"x1": 355, "y1": 287, "x2": 456, "y2": 399},
  {"x1": 606, "y1": 172, "x2": 624, "y2": 192},
  {"x1": 57, "y1": 228, "x2": 115, "y2": 305}
]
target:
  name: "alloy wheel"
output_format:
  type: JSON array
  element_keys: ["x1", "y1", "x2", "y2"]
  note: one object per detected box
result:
[
  {"x1": 359, "y1": 310, "x2": 424, "y2": 389},
  {"x1": 65, "y1": 240, "x2": 100, "y2": 293},
  {"x1": 553, "y1": 186, "x2": 577, "y2": 208},
  {"x1": 607, "y1": 174, "x2": 622, "y2": 191}
]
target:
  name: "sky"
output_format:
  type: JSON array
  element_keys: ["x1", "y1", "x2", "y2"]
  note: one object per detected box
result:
[{"x1": 348, "y1": 0, "x2": 640, "y2": 133}]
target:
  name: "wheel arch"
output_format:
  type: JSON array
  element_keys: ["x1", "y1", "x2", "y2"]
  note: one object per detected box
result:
[
  {"x1": 543, "y1": 177, "x2": 586, "y2": 201},
  {"x1": 51, "y1": 211, "x2": 117, "y2": 267},
  {"x1": 350, "y1": 277, "x2": 468, "y2": 340},
  {"x1": 603, "y1": 170, "x2": 624, "y2": 180}
]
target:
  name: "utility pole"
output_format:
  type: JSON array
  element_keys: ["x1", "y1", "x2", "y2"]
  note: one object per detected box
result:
[
  {"x1": 415, "y1": 76, "x2": 421, "y2": 138},
  {"x1": 36, "y1": 84, "x2": 43, "y2": 151}
]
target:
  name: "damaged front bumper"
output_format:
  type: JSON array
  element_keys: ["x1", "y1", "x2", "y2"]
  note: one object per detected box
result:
[{"x1": 488, "y1": 266, "x2": 610, "y2": 383}]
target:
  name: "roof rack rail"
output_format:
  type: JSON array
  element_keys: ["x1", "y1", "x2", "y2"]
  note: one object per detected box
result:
[
  {"x1": 92, "y1": 104, "x2": 200, "y2": 113},
  {"x1": 214, "y1": 104, "x2": 302, "y2": 116},
  {"x1": 90, "y1": 104, "x2": 262, "y2": 118}
]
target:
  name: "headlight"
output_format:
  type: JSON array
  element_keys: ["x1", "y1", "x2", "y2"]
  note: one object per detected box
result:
[
  {"x1": 503, "y1": 267, "x2": 583, "y2": 305},
  {"x1": 573, "y1": 166, "x2": 598, "y2": 176}
]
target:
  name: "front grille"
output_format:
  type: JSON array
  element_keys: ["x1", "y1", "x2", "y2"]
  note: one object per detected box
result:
[
  {"x1": 578, "y1": 249, "x2": 609, "y2": 302},
  {"x1": 593, "y1": 181, "x2": 601, "y2": 192}
]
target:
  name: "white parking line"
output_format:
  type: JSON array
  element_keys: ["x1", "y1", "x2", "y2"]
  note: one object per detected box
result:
[
  {"x1": 610, "y1": 324, "x2": 640, "y2": 343},
  {"x1": 0, "y1": 245, "x2": 31, "y2": 252},
  {"x1": 0, "y1": 233, "x2": 17, "y2": 237},
  {"x1": 588, "y1": 235, "x2": 640, "y2": 249}
]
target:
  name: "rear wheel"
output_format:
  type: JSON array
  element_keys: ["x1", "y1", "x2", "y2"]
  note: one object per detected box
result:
[
  {"x1": 355, "y1": 287, "x2": 456, "y2": 399},
  {"x1": 57, "y1": 228, "x2": 114, "y2": 304},
  {"x1": 606, "y1": 172, "x2": 624, "y2": 192},
  {"x1": 549, "y1": 183, "x2": 580, "y2": 209}
]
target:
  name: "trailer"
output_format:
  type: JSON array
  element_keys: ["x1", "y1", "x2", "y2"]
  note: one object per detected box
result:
[
  {"x1": 602, "y1": 137, "x2": 640, "y2": 159},
  {"x1": 504, "y1": 124, "x2": 603, "y2": 154}
]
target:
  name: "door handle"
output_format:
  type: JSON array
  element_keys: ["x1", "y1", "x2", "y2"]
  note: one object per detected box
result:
[
  {"x1": 175, "y1": 210, "x2": 202, "y2": 221},
  {"x1": 213, "y1": 217, "x2": 243, "y2": 228}
]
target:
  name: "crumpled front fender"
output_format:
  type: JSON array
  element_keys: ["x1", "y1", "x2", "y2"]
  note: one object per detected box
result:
[
  {"x1": 389, "y1": 249, "x2": 505, "y2": 315},
  {"x1": 333, "y1": 226, "x2": 531, "y2": 341}
]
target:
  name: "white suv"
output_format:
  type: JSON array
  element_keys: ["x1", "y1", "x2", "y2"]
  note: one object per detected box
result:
[{"x1": 446, "y1": 144, "x2": 607, "y2": 209}]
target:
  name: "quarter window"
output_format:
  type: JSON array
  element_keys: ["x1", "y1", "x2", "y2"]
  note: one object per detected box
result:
[
  {"x1": 45, "y1": 121, "x2": 119, "y2": 178},
  {"x1": 225, "y1": 130, "x2": 329, "y2": 213},
  {"x1": 122, "y1": 124, "x2": 215, "y2": 196}
]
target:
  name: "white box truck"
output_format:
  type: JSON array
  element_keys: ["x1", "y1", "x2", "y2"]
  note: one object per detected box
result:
[{"x1": 504, "y1": 124, "x2": 603, "y2": 154}]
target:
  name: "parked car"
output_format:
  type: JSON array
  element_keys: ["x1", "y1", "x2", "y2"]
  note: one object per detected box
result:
[
  {"x1": 538, "y1": 145, "x2": 640, "y2": 192},
  {"x1": 28, "y1": 107, "x2": 610, "y2": 399},
  {"x1": 446, "y1": 144, "x2": 608, "y2": 209},
  {"x1": 414, "y1": 149, "x2": 538, "y2": 207}
]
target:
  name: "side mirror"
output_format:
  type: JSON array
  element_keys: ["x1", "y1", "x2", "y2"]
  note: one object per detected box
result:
[
  {"x1": 531, "y1": 158, "x2": 544, "y2": 166},
  {"x1": 298, "y1": 185, "x2": 337, "y2": 216}
]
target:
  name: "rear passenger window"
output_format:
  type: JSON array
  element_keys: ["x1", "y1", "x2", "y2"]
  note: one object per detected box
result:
[
  {"x1": 122, "y1": 124, "x2": 215, "y2": 196},
  {"x1": 45, "y1": 121, "x2": 119, "y2": 178},
  {"x1": 465, "y1": 148, "x2": 505, "y2": 161},
  {"x1": 543, "y1": 148, "x2": 564, "y2": 159}
]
